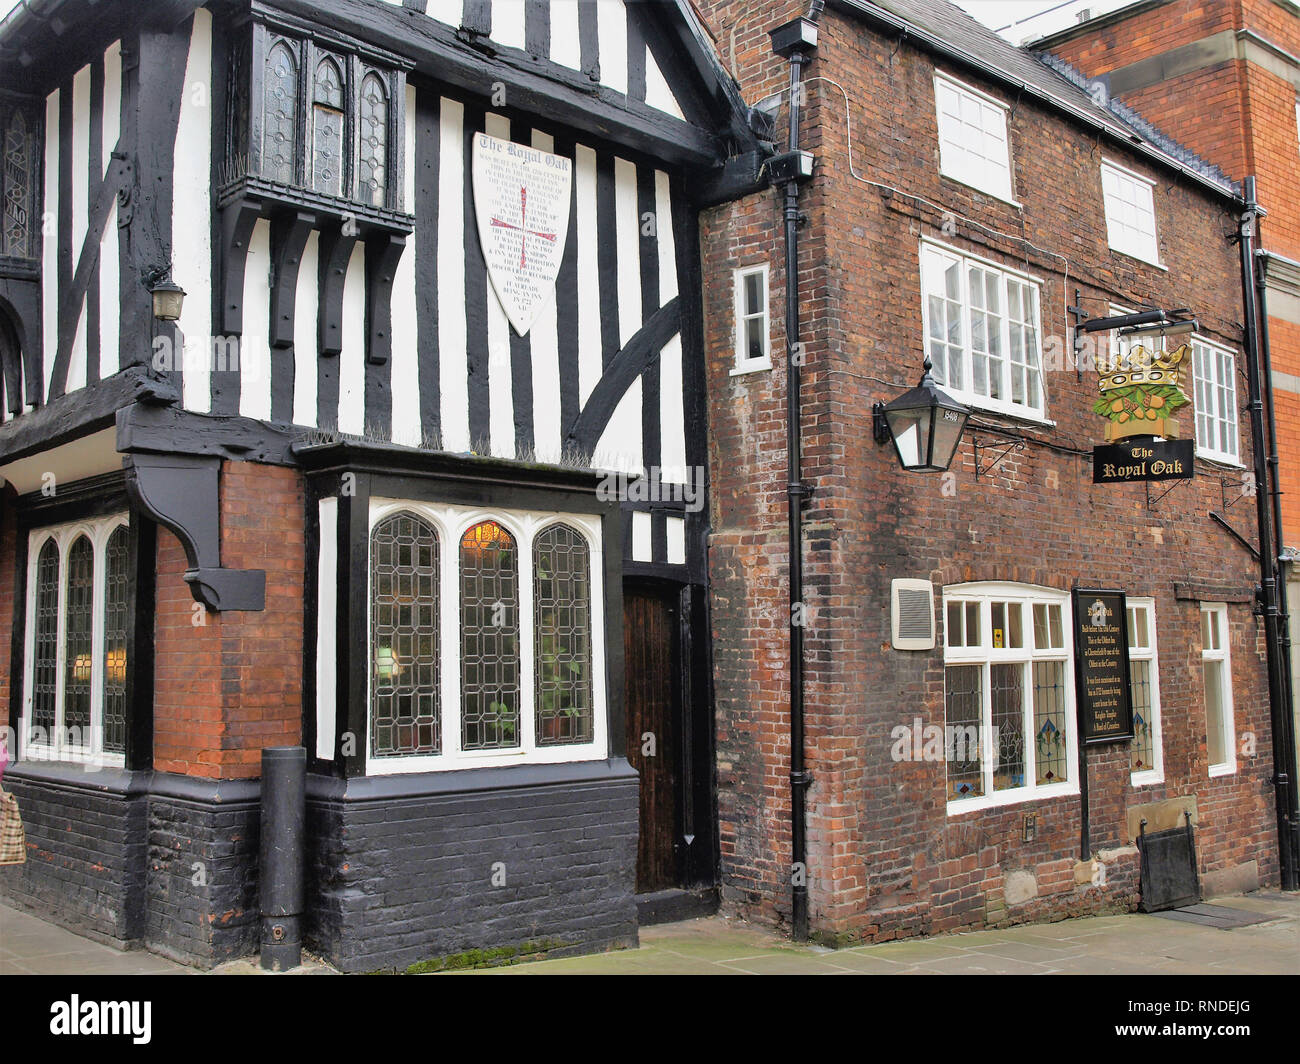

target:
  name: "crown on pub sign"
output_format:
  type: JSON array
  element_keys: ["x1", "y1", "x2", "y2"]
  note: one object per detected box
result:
[{"x1": 1097, "y1": 342, "x2": 1190, "y2": 395}]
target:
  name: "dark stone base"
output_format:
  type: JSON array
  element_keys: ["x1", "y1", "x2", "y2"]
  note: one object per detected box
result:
[
  {"x1": 0, "y1": 764, "x2": 258, "y2": 968},
  {"x1": 305, "y1": 759, "x2": 641, "y2": 973}
]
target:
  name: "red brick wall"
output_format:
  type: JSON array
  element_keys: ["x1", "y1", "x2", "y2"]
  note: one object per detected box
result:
[
  {"x1": 700, "y1": 5, "x2": 1276, "y2": 942},
  {"x1": 153, "y1": 461, "x2": 304, "y2": 779},
  {"x1": 1046, "y1": 0, "x2": 1300, "y2": 565}
]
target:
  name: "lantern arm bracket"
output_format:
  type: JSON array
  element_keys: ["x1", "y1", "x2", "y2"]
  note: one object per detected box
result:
[
  {"x1": 972, "y1": 432, "x2": 1025, "y2": 480},
  {"x1": 1144, "y1": 476, "x2": 1186, "y2": 512},
  {"x1": 123, "y1": 453, "x2": 267, "y2": 612}
]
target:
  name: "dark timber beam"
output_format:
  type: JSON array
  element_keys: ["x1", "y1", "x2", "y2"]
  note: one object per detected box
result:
[
  {"x1": 318, "y1": 226, "x2": 359, "y2": 358},
  {"x1": 123, "y1": 452, "x2": 267, "y2": 612},
  {"x1": 220, "y1": 200, "x2": 263, "y2": 336},
  {"x1": 365, "y1": 233, "x2": 406, "y2": 366},
  {"x1": 269, "y1": 210, "x2": 317, "y2": 349}
]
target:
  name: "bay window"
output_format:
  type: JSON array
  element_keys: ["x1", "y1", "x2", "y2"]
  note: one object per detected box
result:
[
  {"x1": 943, "y1": 584, "x2": 1077, "y2": 811},
  {"x1": 363, "y1": 501, "x2": 607, "y2": 773}
]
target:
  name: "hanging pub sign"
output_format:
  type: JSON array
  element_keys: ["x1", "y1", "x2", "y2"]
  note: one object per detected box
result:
[
  {"x1": 472, "y1": 132, "x2": 573, "y2": 337},
  {"x1": 1071, "y1": 588, "x2": 1134, "y2": 744},
  {"x1": 1093, "y1": 438, "x2": 1194, "y2": 483},
  {"x1": 1091, "y1": 335, "x2": 1196, "y2": 483}
]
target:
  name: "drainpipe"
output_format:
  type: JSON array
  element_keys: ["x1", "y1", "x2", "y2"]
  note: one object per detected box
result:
[
  {"x1": 260, "y1": 746, "x2": 306, "y2": 970},
  {"x1": 1239, "y1": 178, "x2": 1300, "y2": 890},
  {"x1": 768, "y1": 1, "x2": 823, "y2": 943}
]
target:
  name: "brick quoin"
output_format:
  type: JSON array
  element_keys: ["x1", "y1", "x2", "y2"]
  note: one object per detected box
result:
[
  {"x1": 153, "y1": 461, "x2": 305, "y2": 780},
  {"x1": 697, "y1": 0, "x2": 1276, "y2": 944}
]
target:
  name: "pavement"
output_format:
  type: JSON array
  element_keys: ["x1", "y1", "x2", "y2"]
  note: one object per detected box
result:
[{"x1": 0, "y1": 891, "x2": 1296, "y2": 975}]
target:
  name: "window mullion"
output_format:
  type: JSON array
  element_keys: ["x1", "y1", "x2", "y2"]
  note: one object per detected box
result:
[
  {"x1": 91, "y1": 531, "x2": 105, "y2": 757},
  {"x1": 1022, "y1": 658, "x2": 1035, "y2": 792},
  {"x1": 53, "y1": 534, "x2": 68, "y2": 757},
  {"x1": 520, "y1": 524, "x2": 537, "y2": 755}
]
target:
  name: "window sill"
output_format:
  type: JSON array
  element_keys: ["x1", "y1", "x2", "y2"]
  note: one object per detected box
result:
[
  {"x1": 730, "y1": 359, "x2": 773, "y2": 377},
  {"x1": 1130, "y1": 771, "x2": 1164, "y2": 787},
  {"x1": 1196, "y1": 450, "x2": 1244, "y2": 470},
  {"x1": 0, "y1": 255, "x2": 39, "y2": 282},
  {"x1": 956, "y1": 396, "x2": 1055, "y2": 429},
  {"x1": 938, "y1": 172, "x2": 1020, "y2": 209},
  {"x1": 1108, "y1": 245, "x2": 1167, "y2": 271},
  {"x1": 365, "y1": 743, "x2": 609, "y2": 776},
  {"x1": 19, "y1": 747, "x2": 126, "y2": 772},
  {"x1": 946, "y1": 781, "x2": 1079, "y2": 816},
  {"x1": 1208, "y1": 763, "x2": 1237, "y2": 778},
  {"x1": 217, "y1": 174, "x2": 414, "y2": 236}
]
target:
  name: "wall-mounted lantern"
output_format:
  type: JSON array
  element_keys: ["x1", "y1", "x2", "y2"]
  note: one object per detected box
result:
[
  {"x1": 873, "y1": 359, "x2": 972, "y2": 473},
  {"x1": 149, "y1": 276, "x2": 187, "y2": 322}
]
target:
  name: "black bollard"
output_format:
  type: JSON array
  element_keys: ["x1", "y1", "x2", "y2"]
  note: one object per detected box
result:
[{"x1": 259, "y1": 746, "x2": 305, "y2": 971}]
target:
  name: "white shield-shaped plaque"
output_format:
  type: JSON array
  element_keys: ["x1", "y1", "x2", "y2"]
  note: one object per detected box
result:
[{"x1": 472, "y1": 132, "x2": 573, "y2": 336}]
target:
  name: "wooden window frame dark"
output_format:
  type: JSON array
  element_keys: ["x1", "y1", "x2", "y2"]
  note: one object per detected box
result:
[{"x1": 0, "y1": 89, "x2": 43, "y2": 279}]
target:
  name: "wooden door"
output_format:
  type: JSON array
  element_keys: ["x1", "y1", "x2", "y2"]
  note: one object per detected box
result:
[{"x1": 624, "y1": 585, "x2": 679, "y2": 894}]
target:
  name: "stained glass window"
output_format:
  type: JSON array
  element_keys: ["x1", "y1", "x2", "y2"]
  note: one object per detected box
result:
[
  {"x1": 460, "y1": 521, "x2": 520, "y2": 751},
  {"x1": 534, "y1": 525, "x2": 593, "y2": 746},
  {"x1": 370, "y1": 512, "x2": 440, "y2": 757},
  {"x1": 358, "y1": 72, "x2": 388, "y2": 208},
  {"x1": 944, "y1": 664, "x2": 983, "y2": 799},
  {"x1": 102, "y1": 527, "x2": 130, "y2": 755},
  {"x1": 1033, "y1": 661, "x2": 1068, "y2": 784},
  {"x1": 31, "y1": 539, "x2": 59, "y2": 735},
  {"x1": 312, "y1": 57, "x2": 346, "y2": 197},
  {"x1": 263, "y1": 41, "x2": 299, "y2": 185},
  {"x1": 62, "y1": 536, "x2": 94, "y2": 742},
  {"x1": 944, "y1": 588, "x2": 1073, "y2": 804},
  {"x1": 3, "y1": 109, "x2": 33, "y2": 259}
]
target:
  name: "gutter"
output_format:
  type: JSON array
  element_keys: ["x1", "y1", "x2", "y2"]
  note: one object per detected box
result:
[{"x1": 830, "y1": 0, "x2": 1243, "y2": 205}]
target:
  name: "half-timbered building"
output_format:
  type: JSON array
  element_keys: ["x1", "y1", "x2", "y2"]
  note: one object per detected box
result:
[{"x1": 0, "y1": 0, "x2": 763, "y2": 971}]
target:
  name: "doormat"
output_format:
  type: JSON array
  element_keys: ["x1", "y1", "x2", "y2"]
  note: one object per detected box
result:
[{"x1": 1151, "y1": 903, "x2": 1280, "y2": 929}]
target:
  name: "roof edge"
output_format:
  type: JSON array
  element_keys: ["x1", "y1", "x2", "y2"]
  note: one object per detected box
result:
[{"x1": 829, "y1": 0, "x2": 1243, "y2": 203}]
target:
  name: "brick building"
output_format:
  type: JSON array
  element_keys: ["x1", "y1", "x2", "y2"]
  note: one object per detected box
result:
[
  {"x1": 696, "y1": 0, "x2": 1285, "y2": 941},
  {"x1": 1033, "y1": 0, "x2": 1300, "y2": 892},
  {"x1": 0, "y1": 0, "x2": 1289, "y2": 971}
]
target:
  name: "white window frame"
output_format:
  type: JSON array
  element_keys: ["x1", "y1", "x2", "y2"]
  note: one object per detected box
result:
[
  {"x1": 365, "y1": 499, "x2": 609, "y2": 775},
  {"x1": 933, "y1": 71, "x2": 1016, "y2": 204},
  {"x1": 1190, "y1": 335, "x2": 1241, "y2": 466},
  {"x1": 732, "y1": 263, "x2": 772, "y2": 375},
  {"x1": 1100, "y1": 158, "x2": 1163, "y2": 267},
  {"x1": 1201, "y1": 602, "x2": 1236, "y2": 777},
  {"x1": 20, "y1": 514, "x2": 130, "y2": 767},
  {"x1": 942, "y1": 583, "x2": 1079, "y2": 814},
  {"x1": 920, "y1": 238, "x2": 1048, "y2": 421},
  {"x1": 1126, "y1": 597, "x2": 1164, "y2": 786}
]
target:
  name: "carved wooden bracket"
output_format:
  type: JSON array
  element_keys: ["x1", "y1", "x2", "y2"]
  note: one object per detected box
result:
[
  {"x1": 123, "y1": 453, "x2": 266, "y2": 612},
  {"x1": 366, "y1": 233, "x2": 407, "y2": 366}
]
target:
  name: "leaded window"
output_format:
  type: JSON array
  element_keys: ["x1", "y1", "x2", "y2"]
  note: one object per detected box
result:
[
  {"x1": 31, "y1": 539, "x2": 59, "y2": 734},
  {"x1": 3, "y1": 107, "x2": 36, "y2": 259},
  {"x1": 22, "y1": 516, "x2": 133, "y2": 762},
  {"x1": 225, "y1": 25, "x2": 406, "y2": 212},
  {"x1": 460, "y1": 521, "x2": 521, "y2": 751},
  {"x1": 358, "y1": 72, "x2": 388, "y2": 208},
  {"x1": 311, "y1": 57, "x2": 346, "y2": 197},
  {"x1": 102, "y1": 527, "x2": 130, "y2": 755},
  {"x1": 263, "y1": 41, "x2": 299, "y2": 186},
  {"x1": 370, "y1": 512, "x2": 440, "y2": 757},
  {"x1": 943, "y1": 585, "x2": 1075, "y2": 810},
  {"x1": 62, "y1": 536, "x2": 94, "y2": 738},
  {"x1": 534, "y1": 524, "x2": 593, "y2": 746}
]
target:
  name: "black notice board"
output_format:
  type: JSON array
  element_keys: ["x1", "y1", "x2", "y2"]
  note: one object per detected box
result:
[{"x1": 1071, "y1": 588, "x2": 1134, "y2": 744}]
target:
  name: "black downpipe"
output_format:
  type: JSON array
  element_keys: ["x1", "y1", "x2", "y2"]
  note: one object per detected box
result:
[
  {"x1": 260, "y1": 746, "x2": 306, "y2": 970},
  {"x1": 1239, "y1": 179, "x2": 1300, "y2": 890},
  {"x1": 783, "y1": 43, "x2": 811, "y2": 943}
]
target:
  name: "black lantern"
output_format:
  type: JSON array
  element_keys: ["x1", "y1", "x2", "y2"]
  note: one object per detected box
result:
[
  {"x1": 149, "y1": 277, "x2": 186, "y2": 322},
  {"x1": 873, "y1": 360, "x2": 971, "y2": 473}
]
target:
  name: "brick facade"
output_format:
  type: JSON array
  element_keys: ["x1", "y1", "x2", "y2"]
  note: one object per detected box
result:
[
  {"x1": 697, "y1": 1, "x2": 1275, "y2": 943},
  {"x1": 1043, "y1": 0, "x2": 1300, "y2": 540}
]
